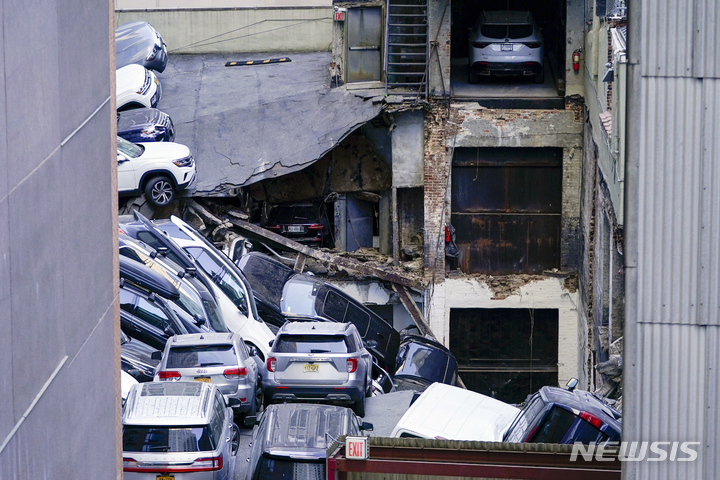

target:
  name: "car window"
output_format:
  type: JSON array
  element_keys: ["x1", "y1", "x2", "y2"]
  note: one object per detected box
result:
[
  {"x1": 240, "y1": 255, "x2": 293, "y2": 306},
  {"x1": 208, "y1": 390, "x2": 226, "y2": 446},
  {"x1": 257, "y1": 457, "x2": 324, "y2": 480},
  {"x1": 346, "y1": 334, "x2": 358, "y2": 352},
  {"x1": 274, "y1": 335, "x2": 349, "y2": 354},
  {"x1": 166, "y1": 345, "x2": 237, "y2": 368},
  {"x1": 395, "y1": 342, "x2": 449, "y2": 384},
  {"x1": 504, "y1": 394, "x2": 546, "y2": 442},
  {"x1": 123, "y1": 426, "x2": 215, "y2": 452},
  {"x1": 135, "y1": 297, "x2": 170, "y2": 330},
  {"x1": 530, "y1": 406, "x2": 578, "y2": 443},
  {"x1": 117, "y1": 136, "x2": 144, "y2": 158},
  {"x1": 480, "y1": 24, "x2": 534, "y2": 39},
  {"x1": 119, "y1": 245, "x2": 144, "y2": 263},
  {"x1": 119, "y1": 288, "x2": 138, "y2": 314},
  {"x1": 186, "y1": 247, "x2": 249, "y2": 311},
  {"x1": 281, "y1": 279, "x2": 318, "y2": 316}
]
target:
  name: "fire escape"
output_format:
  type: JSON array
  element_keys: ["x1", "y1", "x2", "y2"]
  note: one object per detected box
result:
[{"x1": 384, "y1": 0, "x2": 428, "y2": 97}]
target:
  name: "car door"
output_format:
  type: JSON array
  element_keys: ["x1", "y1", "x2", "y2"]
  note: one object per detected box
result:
[
  {"x1": 119, "y1": 291, "x2": 168, "y2": 350},
  {"x1": 117, "y1": 153, "x2": 137, "y2": 193}
]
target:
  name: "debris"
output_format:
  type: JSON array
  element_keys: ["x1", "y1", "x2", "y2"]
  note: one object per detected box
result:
[
  {"x1": 596, "y1": 355, "x2": 622, "y2": 378},
  {"x1": 402, "y1": 245, "x2": 423, "y2": 259},
  {"x1": 355, "y1": 191, "x2": 382, "y2": 203}
]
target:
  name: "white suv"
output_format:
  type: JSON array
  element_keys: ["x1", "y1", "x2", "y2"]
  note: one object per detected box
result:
[
  {"x1": 116, "y1": 64, "x2": 162, "y2": 111},
  {"x1": 117, "y1": 136, "x2": 196, "y2": 207}
]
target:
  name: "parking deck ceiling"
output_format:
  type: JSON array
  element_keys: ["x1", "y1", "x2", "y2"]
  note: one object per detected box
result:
[{"x1": 155, "y1": 52, "x2": 382, "y2": 196}]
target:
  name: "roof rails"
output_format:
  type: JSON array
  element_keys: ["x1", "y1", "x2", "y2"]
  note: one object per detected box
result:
[{"x1": 119, "y1": 255, "x2": 180, "y2": 301}]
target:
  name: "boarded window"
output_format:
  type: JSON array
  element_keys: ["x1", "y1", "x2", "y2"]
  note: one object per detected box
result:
[{"x1": 451, "y1": 147, "x2": 562, "y2": 274}]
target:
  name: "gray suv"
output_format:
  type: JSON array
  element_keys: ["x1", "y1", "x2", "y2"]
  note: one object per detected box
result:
[
  {"x1": 122, "y1": 381, "x2": 239, "y2": 479},
  {"x1": 154, "y1": 333, "x2": 263, "y2": 419},
  {"x1": 264, "y1": 322, "x2": 372, "y2": 416},
  {"x1": 245, "y1": 403, "x2": 372, "y2": 480}
]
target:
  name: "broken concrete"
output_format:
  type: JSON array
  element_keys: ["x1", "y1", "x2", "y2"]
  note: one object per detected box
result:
[{"x1": 156, "y1": 52, "x2": 382, "y2": 195}]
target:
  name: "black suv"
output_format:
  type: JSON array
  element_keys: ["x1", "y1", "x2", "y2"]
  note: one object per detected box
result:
[
  {"x1": 394, "y1": 334, "x2": 459, "y2": 392},
  {"x1": 503, "y1": 385, "x2": 622, "y2": 444},
  {"x1": 263, "y1": 201, "x2": 333, "y2": 248}
]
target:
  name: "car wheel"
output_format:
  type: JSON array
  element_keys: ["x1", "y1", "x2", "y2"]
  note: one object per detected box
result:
[
  {"x1": 254, "y1": 380, "x2": 264, "y2": 414},
  {"x1": 352, "y1": 383, "x2": 367, "y2": 417},
  {"x1": 534, "y1": 69, "x2": 545, "y2": 84},
  {"x1": 144, "y1": 176, "x2": 175, "y2": 207},
  {"x1": 468, "y1": 71, "x2": 480, "y2": 84},
  {"x1": 230, "y1": 423, "x2": 241, "y2": 455}
]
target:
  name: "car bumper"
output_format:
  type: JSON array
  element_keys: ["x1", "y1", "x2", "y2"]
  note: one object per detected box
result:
[
  {"x1": 470, "y1": 60, "x2": 542, "y2": 75},
  {"x1": 264, "y1": 377, "x2": 365, "y2": 404},
  {"x1": 226, "y1": 384, "x2": 255, "y2": 412},
  {"x1": 150, "y1": 80, "x2": 162, "y2": 107},
  {"x1": 176, "y1": 169, "x2": 196, "y2": 192}
]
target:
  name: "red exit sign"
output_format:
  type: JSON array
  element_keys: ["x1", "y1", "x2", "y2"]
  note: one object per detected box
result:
[
  {"x1": 346, "y1": 436, "x2": 368, "y2": 460},
  {"x1": 334, "y1": 10, "x2": 345, "y2": 21}
]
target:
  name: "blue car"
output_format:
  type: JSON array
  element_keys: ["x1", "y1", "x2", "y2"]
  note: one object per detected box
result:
[{"x1": 117, "y1": 108, "x2": 174, "y2": 143}]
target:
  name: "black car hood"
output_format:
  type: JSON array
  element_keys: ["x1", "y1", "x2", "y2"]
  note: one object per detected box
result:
[
  {"x1": 117, "y1": 108, "x2": 166, "y2": 131},
  {"x1": 393, "y1": 376, "x2": 432, "y2": 392}
]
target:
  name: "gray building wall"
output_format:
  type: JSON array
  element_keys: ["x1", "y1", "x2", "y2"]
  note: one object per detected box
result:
[
  {"x1": 624, "y1": 0, "x2": 720, "y2": 478},
  {"x1": 0, "y1": 0, "x2": 119, "y2": 478}
]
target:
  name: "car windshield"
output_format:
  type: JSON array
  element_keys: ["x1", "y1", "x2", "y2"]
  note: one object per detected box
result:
[
  {"x1": 480, "y1": 24, "x2": 534, "y2": 39},
  {"x1": 281, "y1": 278, "x2": 318, "y2": 317},
  {"x1": 395, "y1": 342, "x2": 450, "y2": 384},
  {"x1": 257, "y1": 456, "x2": 325, "y2": 480},
  {"x1": 166, "y1": 345, "x2": 237, "y2": 368},
  {"x1": 117, "y1": 136, "x2": 144, "y2": 158},
  {"x1": 123, "y1": 426, "x2": 216, "y2": 452},
  {"x1": 274, "y1": 335, "x2": 349, "y2": 354}
]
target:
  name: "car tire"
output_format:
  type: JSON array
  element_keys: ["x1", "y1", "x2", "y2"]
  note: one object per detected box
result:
[
  {"x1": 533, "y1": 69, "x2": 545, "y2": 84},
  {"x1": 144, "y1": 175, "x2": 176, "y2": 207},
  {"x1": 352, "y1": 383, "x2": 367, "y2": 417},
  {"x1": 468, "y1": 71, "x2": 480, "y2": 84},
  {"x1": 253, "y1": 379, "x2": 263, "y2": 415}
]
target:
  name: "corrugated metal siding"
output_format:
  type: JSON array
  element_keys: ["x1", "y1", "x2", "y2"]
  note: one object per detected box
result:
[
  {"x1": 637, "y1": 77, "x2": 703, "y2": 325},
  {"x1": 641, "y1": 0, "x2": 695, "y2": 77},
  {"x1": 698, "y1": 79, "x2": 720, "y2": 326},
  {"x1": 693, "y1": 0, "x2": 720, "y2": 78},
  {"x1": 633, "y1": 324, "x2": 706, "y2": 479},
  {"x1": 704, "y1": 326, "x2": 720, "y2": 478}
]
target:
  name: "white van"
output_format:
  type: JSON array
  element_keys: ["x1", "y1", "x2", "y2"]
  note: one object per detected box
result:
[{"x1": 390, "y1": 382, "x2": 520, "y2": 441}]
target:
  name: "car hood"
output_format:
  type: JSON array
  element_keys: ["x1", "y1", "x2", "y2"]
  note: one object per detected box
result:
[
  {"x1": 117, "y1": 108, "x2": 168, "y2": 131},
  {"x1": 136, "y1": 141, "x2": 191, "y2": 162},
  {"x1": 116, "y1": 22, "x2": 157, "y2": 68},
  {"x1": 121, "y1": 370, "x2": 139, "y2": 400},
  {"x1": 116, "y1": 64, "x2": 147, "y2": 93}
]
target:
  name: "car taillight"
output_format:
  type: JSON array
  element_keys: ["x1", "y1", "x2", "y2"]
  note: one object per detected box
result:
[
  {"x1": 307, "y1": 224, "x2": 324, "y2": 230},
  {"x1": 123, "y1": 455, "x2": 223, "y2": 473},
  {"x1": 224, "y1": 367, "x2": 248, "y2": 380},
  {"x1": 523, "y1": 425, "x2": 538, "y2": 442},
  {"x1": 147, "y1": 45, "x2": 158, "y2": 61},
  {"x1": 579, "y1": 411, "x2": 604, "y2": 429},
  {"x1": 347, "y1": 358, "x2": 358, "y2": 373},
  {"x1": 472, "y1": 42, "x2": 491, "y2": 48},
  {"x1": 158, "y1": 371, "x2": 181, "y2": 381},
  {"x1": 268, "y1": 225, "x2": 281, "y2": 231},
  {"x1": 523, "y1": 42, "x2": 541, "y2": 48},
  {"x1": 267, "y1": 357, "x2": 276, "y2": 372}
]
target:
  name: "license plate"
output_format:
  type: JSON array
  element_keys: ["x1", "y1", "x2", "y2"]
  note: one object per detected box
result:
[
  {"x1": 288, "y1": 225, "x2": 303, "y2": 233},
  {"x1": 304, "y1": 364, "x2": 319, "y2": 373},
  {"x1": 194, "y1": 377, "x2": 211, "y2": 383},
  {"x1": 501, "y1": 44, "x2": 513, "y2": 51},
  {"x1": 157, "y1": 476, "x2": 174, "y2": 480}
]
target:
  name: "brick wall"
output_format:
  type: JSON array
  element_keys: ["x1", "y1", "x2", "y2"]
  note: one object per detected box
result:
[{"x1": 423, "y1": 102, "x2": 450, "y2": 278}]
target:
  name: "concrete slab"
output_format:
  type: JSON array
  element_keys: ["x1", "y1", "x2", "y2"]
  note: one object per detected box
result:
[
  {"x1": 363, "y1": 390, "x2": 416, "y2": 437},
  {"x1": 451, "y1": 57, "x2": 560, "y2": 100},
  {"x1": 155, "y1": 52, "x2": 383, "y2": 195}
]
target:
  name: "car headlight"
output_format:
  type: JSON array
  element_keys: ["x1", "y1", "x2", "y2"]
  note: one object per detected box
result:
[
  {"x1": 173, "y1": 155, "x2": 194, "y2": 168},
  {"x1": 141, "y1": 126, "x2": 157, "y2": 137}
]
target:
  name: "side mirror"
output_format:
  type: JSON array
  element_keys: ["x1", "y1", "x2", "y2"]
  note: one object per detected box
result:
[
  {"x1": 366, "y1": 340, "x2": 378, "y2": 349},
  {"x1": 194, "y1": 314, "x2": 206, "y2": 326},
  {"x1": 268, "y1": 340, "x2": 274, "y2": 347},
  {"x1": 244, "y1": 416, "x2": 259, "y2": 428},
  {"x1": 566, "y1": 377, "x2": 579, "y2": 392},
  {"x1": 185, "y1": 267, "x2": 197, "y2": 276},
  {"x1": 248, "y1": 346, "x2": 258, "y2": 358},
  {"x1": 227, "y1": 398, "x2": 242, "y2": 407},
  {"x1": 164, "y1": 326, "x2": 176, "y2": 336},
  {"x1": 361, "y1": 422, "x2": 374, "y2": 431},
  {"x1": 151, "y1": 351, "x2": 162, "y2": 361},
  {"x1": 156, "y1": 246, "x2": 168, "y2": 256}
]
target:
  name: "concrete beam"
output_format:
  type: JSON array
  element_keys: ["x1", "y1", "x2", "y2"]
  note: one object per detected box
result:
[{"x1": 448, "y1": 107, "x2": 583, "y2": 148}]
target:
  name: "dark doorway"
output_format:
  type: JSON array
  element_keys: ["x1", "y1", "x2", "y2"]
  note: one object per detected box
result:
[
  {"x1": 450, "y1": 147, "x2": 562, "y2": 274},
  {"x1": 450, "y1": 308, "x2": 559, "y2": 404}
]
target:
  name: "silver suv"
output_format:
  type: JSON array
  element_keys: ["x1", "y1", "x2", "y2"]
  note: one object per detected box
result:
[
  {"x1": 154, "y1": 333, "x2": 262, "y2": 418},
  {"x1": 122, "y1": 381, "x2": 239, "y2": 479},
  {"x1": 264, "y1": 322, "x2": 372, "y2": 416}
]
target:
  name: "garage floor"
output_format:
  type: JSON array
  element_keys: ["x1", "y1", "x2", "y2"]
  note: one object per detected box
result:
[{"x1": 450, "y1": 57, "x2": 560, "y2": 101}]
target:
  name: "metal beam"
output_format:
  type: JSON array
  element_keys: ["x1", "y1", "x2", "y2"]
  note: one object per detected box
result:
[
  {"x1": 293, "y1": 253, "x2": 306, "y2": 273},
  {"x1": 392, "y1": 283, "x2": 434, "y2": 339},
  {"x1": 226, "y1": 218, "x2": 426, "y2": 291}
]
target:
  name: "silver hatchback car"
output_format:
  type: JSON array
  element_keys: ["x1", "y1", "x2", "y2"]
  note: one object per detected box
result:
[
  {"x1": 468, "y1": 10, "x2": 544, "y2": 84},
  {"x1": 122, "y1": 381, "x2": 239, "y2": 479},
  {"x1": 264, "y1": 322, "x2": 373, "y2": 416},
  {"x1": 154, "y1": 333, "x2": 262, "y2": 418}
]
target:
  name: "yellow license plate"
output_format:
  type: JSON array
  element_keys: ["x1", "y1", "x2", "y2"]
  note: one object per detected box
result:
[
  {"x1": 194, "y1": 377, "x2": 211, "y2": 383},
  {"x1": 157, "y1": 476, "x2": 174, "y2": 480},
  {"x1": 304, "y1": 364, "x2": 319, "y2": 373}
]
